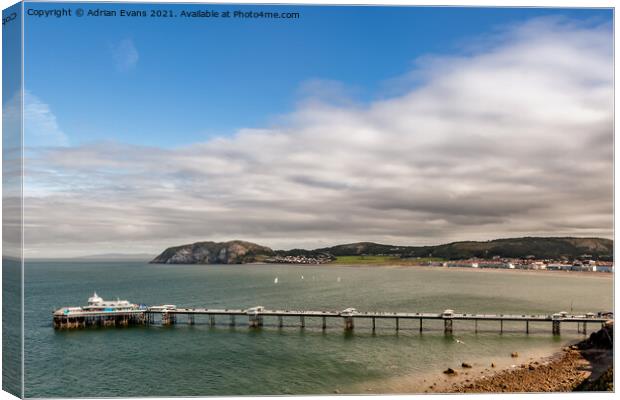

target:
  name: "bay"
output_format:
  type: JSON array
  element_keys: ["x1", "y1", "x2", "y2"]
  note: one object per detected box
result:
[{"x1": 23, "y1": 262, "x2": 612, "y2": 397}]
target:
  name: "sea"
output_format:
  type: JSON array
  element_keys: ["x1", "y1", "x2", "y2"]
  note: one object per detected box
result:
[{"x1": 22, "y1": 261, "x2": 613, "y2": 397}]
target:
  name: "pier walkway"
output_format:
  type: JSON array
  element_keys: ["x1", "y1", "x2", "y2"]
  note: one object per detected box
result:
[{"x1": 53, "y1": 304, "x2": 612, "y2": 335}]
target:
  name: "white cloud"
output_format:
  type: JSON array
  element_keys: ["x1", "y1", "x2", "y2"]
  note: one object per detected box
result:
[
  {"x1": 24, "y1": 91, "x2": 69, "y2": 147},
  {"x1": 111, "y1": 38, "x2": 139, "y2": 71},
  {"x1": 3, "y1": 90, "x2": 69, "y2": 147},
  {"x1": 23, "y1": 17, "x2": 613, "y2": 257}
]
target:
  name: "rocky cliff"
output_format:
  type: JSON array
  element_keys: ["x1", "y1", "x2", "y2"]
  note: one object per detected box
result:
[{"x1": 150, "y1": 240, "x2": 274, "y2": 264}]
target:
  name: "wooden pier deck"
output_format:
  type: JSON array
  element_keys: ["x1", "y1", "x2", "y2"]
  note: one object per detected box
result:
[{"x1": 53, "y1": 305, "x2": 612, "y2": 335}]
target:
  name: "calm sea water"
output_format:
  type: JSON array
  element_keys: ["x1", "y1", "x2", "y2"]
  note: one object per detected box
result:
[{"x1": 24, "y1": 262, "x2": 612, "y2": 397}]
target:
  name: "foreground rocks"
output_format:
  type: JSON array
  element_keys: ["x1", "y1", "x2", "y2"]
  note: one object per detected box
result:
[
  {"x1": 450, "y1": 349, "x2": 588, "y2": 392},
  {"x1": 449, "y1": 323, "x2": 613, "y2": 393}
]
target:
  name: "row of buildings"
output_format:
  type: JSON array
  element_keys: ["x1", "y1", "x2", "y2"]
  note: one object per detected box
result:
[
  {"x1": 265, "y1": 254, "x2": 335, "y2": 264},
  {"x1": 424, "y1": 258, "x2": 613, "y2": 272}
]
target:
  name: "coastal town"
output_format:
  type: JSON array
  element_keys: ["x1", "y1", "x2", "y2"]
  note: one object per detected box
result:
[
  {"x1": 421, "y1": 257, "x2": 614, "y2": 273},
  {"x1": 265, "y1": 254, "x2": 335, "y2": 264},
  {"x1": 263, "y1": 254, "x2": 614, "y2": 272}
]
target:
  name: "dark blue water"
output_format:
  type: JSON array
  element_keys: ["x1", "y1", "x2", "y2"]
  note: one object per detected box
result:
[{"x1": 23, "y1": 262, "x2": 612, "y2": 397}]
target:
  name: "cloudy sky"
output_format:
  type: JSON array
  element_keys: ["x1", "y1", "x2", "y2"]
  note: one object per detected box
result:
[{"x1": 19, "y1": 5, "x2": 612, "y2": 257}]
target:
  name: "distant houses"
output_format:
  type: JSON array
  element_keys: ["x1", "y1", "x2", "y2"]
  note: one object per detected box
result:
[
  {"x1": 263, "y1": 251, "x2": 613, "y2": 271},
  {"x1": 424, "y1": 257, "x2": 613, "y2": 273},
  {"x1": 265, "y1": 254, "x2": 334, "y2": 264}
]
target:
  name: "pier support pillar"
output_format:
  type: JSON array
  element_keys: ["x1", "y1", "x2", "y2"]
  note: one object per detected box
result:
[
  {"x1": 249, "y1": 314, "x2": 263, "y2": 328},
  {"x1": 209, "y1": 315, "x2": 215, "y2": 327},
  {"x1": 188, "y1": 315, "x2": 195, "y2": 325},
  {"x1": 300, "y1": 316, "x2": 305, "y2": 328},
  {"x1": 419, "y1": 319, "x2": 423, "y2": 333},
  {"x1": 230, "y1": 315, "x2": 236, "y2": 327},
  {"x1": 526, "y1": 321, "x2": 529, "y2": 334},
  {"x1": 372, "y1": 317, "x2": 376, "y2": 332},
  {"x1": 582, "y1": 322, "x2": 587, "y2": 335},
  {"x1": 444, "y1": 319, "x2": 453, "y2": 335},
  {"x1": 322, "y1": 316, "x2": 327, "y2": 330},
  {"x1": 500, "y1": 320, "x2": 503, "y2": 334},
  {"x1": 162, "y1": 314, "x2": 176, "y2": 326},
  {"x1": 475, "y1": 320, "x2": 478, "y2": 333},
  {"x1": 396, "y1": 318, "x2": 399, "y2": 331},
  {"x1": 344, "y1": 316, "x2": 354, "y2": 331},
  {"x1": 278, "y1": 316, "x2": 283, "y2": 328},
  {"x1": 552, "y1": 320, "x2": 561, "y2": 336}
]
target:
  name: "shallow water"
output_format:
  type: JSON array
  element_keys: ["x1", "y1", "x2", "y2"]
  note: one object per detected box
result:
[{"x1": 23, "y1": 262, "x2": 612, "y2": 397}]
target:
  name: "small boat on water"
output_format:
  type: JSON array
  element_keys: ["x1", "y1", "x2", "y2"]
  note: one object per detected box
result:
[{"x1": 274, "y1": 277, "x2": 279, "y2": 284}]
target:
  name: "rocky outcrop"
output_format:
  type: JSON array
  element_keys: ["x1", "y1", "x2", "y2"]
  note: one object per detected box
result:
[
  {"x1": 577, "y1": 322, "x2": 613, "y2": 350},
  {"x1": 150, "y1": 240, "x2": 273, "y2": 264}
]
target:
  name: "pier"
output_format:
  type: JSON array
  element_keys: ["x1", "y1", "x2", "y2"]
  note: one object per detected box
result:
[{"x1": 53, "y1": 297, "x2": 612, "y2": 335}]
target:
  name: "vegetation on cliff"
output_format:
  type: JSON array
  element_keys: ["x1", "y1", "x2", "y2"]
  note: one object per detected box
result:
[{"x1": 313, "y1": 237, "x2": 612, "y2": 260}]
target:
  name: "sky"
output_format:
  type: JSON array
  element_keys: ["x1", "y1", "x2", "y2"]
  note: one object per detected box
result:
[{"x1": 15, "y1": 3, "x2": 613, "y2": 257}]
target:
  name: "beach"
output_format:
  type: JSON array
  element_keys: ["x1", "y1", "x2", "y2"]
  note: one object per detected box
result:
[
  {"x1": 443, "y1": 323, "x2": 614, "y2": 393},
  {"x1": 350, "y1": 342, "x2": 567, "y2": 394},
  {"x1": 348, "y1": 322, "x2": 613, "y2": 394}
]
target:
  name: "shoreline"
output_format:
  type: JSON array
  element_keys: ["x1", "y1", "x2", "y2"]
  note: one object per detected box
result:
[
  {"x1": 348, "y1": 342, "x2": 571, "y2": 394},
  {"x1": 332, "y1": 263, "x2": 612, "y2": 278},
  {"x1": 347, "y1": 324, "x2": 614, "y2": 394},
  {"x1": 446, "y1": 329, "x2": 614, "y2": 393},
  {"x1": 448, "y1": 347, "x2": 611, "y2": 393},
  {"x1": 249, "y1": 262, "x2": 613, "y2": 278}
]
